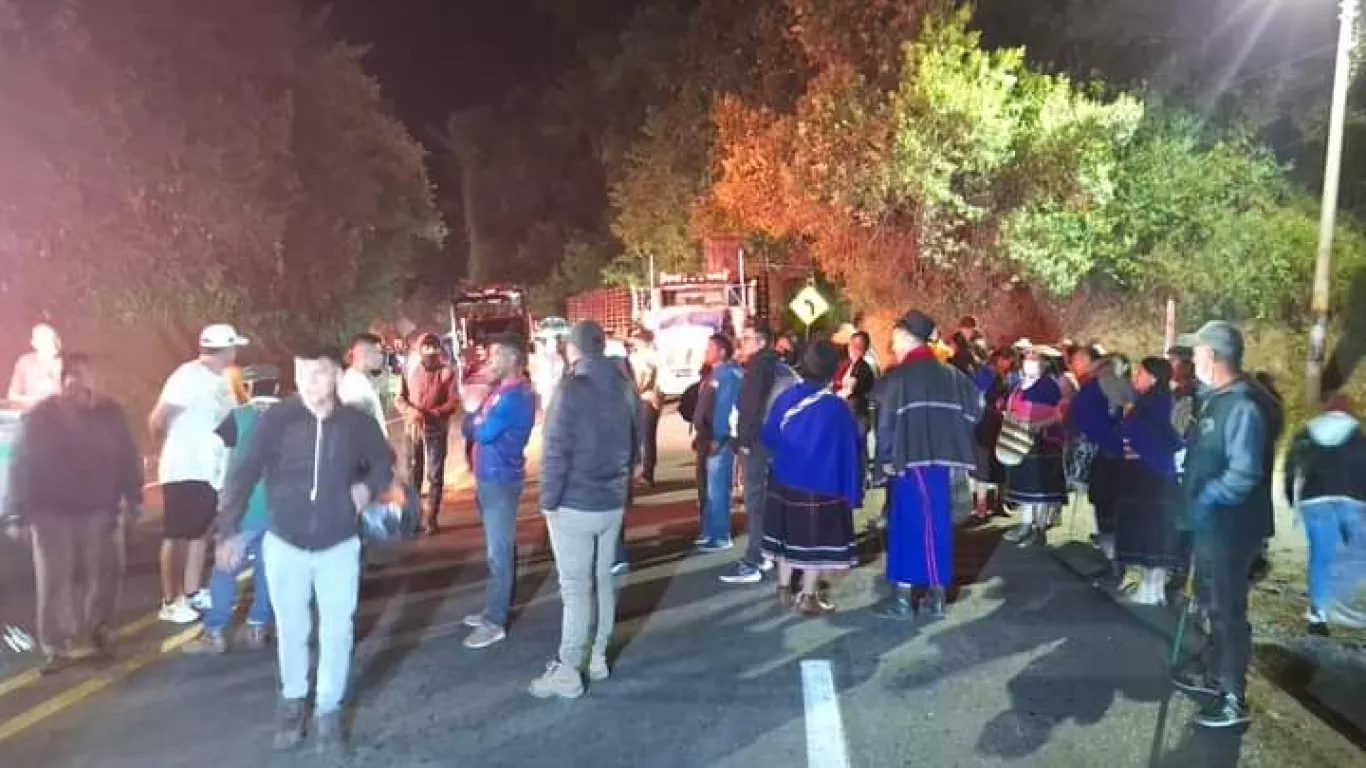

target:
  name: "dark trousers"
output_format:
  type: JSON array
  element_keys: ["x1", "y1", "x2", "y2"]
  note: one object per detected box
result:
[
  {"x1": 742, "y1": 444, "x2": 771, "y2": 566},
  {"x1": 31, "y1": 512, "x2": 125, "y2": 655},
  {"x1": 638, "y1": 402, "x2": 660, "y2": 483},
  {"x1": 1194, "y1": 532, "x2": 1261, "y2": 698},
  {"x1": 1088, "y1": 455, "x2": 1123, "y2": 536},
  {"x1": 695, "y1": 443, "x2": 709, "y2": 532},
  {"x1": 409, "y1": 427, "x2": 449, "y2": 519}
]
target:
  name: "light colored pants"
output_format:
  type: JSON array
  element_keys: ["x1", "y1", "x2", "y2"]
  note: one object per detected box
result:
[
  {"x1": 546, "y1": 508, "x2": 625, "y2": 668},
  {"x1": 264, "y1": 533, "x2": 360, "y2": 714}
]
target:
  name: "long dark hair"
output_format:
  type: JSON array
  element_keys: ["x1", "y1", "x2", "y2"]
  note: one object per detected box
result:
[{"x1": 1139, "y1": 356, "x2": 1173, "y2": 394}]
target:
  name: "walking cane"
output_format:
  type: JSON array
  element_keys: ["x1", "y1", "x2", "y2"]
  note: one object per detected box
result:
[{"x1": 1168, "y1": 558, "x2": 1197, "y2": 670}]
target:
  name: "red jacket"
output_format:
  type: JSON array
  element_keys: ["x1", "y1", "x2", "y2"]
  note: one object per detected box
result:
[{"x1": 400, "y1": 363, "x2": 460, "y2": 428}]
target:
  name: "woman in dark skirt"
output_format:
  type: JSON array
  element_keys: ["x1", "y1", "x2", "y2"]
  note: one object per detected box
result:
[
  {"x1": 969, "y1": 349, "x2": 1013, "y2": 521},
  {"x1": 1115, "y1": 357, "x2": 1184, "y2": 604},
  {"x1": 1003, "y1": 347, "x2": 1069, "y2": 547},
  {"x1": 760, "y1": 341, "x2": 865, "y2": 615}
]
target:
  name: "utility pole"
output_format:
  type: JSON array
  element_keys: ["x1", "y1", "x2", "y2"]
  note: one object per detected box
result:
[{"x1": 1306, "y1": 0, "x2": 1358, "y2": 406}]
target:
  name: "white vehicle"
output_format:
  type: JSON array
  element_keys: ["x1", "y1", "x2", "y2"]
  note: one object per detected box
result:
[
  {"x1": 651, "y1": 306, "x2": 732, "y2": 398},
  {"x1": 0, "y1": 410, "x2": 19, "y2": 523}
]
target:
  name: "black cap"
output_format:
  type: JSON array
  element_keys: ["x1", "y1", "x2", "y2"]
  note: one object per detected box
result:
[
  {"x1": 895, "y1": 310, "x2": 936, "y2": 342},
  {"x1": 800, "y1": 340, "x2": 841, "y2": 384}
]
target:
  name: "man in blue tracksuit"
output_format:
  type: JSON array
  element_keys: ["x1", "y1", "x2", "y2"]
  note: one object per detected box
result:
[
  {"x1": 185, "y1": 364, "x2": 280, "y2": 654},
  {"x1": 460, "y1": 335, "x2": 536, "y2": 650}
]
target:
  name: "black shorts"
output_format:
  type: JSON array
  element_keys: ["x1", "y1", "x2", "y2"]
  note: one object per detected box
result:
[{"x1": 162, "y1": 481, "x2": 217, "y2": 540}]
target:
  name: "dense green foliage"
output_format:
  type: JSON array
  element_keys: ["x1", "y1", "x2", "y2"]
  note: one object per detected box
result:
[{"x1": 459, "y1": 0, "x2": 1363, "y2": 342}]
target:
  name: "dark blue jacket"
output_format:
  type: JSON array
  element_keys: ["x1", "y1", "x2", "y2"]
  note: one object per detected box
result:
[
  {"x1": 462, "y1": 379, "x2": 535, "y2": 485},
  {"x1": 1068, "y1": 377, "x2": 1124, "y2": 456},
  {"x1": 1184, "y1": 378, "x2": 1276, "y2": 540},
  {"x1": 539, "y1": 355, "x2": 639, "y2": 512},
  {"x1": 1122, "y1": 389, "x2": 1180, "y2": 479}
]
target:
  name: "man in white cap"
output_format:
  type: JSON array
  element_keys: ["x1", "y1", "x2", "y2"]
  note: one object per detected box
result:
[
  {"x1": 148, "y1": 324, "x2": 247, "y2": 623},
  {"x1": 7, "y1": 323, "x2": 62, "y2": 410}
]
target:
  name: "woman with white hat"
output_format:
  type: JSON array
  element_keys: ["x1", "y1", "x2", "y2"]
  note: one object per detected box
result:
[{"x1": 1001, "y1": 345, "x2": 1069, "y2": 547}]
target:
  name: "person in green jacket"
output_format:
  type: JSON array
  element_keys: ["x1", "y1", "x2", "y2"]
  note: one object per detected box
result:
[{"x1": 183, "y1": 364, "x2": 281, "y2": 654}]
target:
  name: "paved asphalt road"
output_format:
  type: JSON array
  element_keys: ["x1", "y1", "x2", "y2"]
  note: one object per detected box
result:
[{"x1": 0, "y1": 417, "x2": 1361, "y2": 767}]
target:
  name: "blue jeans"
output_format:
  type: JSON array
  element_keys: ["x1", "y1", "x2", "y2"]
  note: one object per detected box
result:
[
  {"x1": 476, "y1": 481, "x2": 522, "y2": 627},
  {"x1": 704, "y1": 444, "x2": 736, "y2": 543},
  {"x1": 204, "y1": 528, "x2": 270, "y2": 634},
  {"x1": 265, "y1": 534, "x2": 360, "y2": 715},
  {"x1": 1303, "y1": 499, "x2": 1366, "y2": 611}
]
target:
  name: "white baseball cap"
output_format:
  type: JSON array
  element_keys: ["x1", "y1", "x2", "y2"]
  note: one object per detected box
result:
[{"x1": 199, "y1": 324, "x2": 250, "y2": 349}]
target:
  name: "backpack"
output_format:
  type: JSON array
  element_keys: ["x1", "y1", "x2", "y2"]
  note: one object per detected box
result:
[{"x1": 679, "y1": 381, "x2": 701, "y2": 424}]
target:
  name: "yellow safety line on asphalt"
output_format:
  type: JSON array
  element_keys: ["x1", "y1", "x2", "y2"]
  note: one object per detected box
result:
[
  {"x1": 0, "y1": 612, "x2": 160, "y2": 700},
  {"x1": 0, "y1": 571, "x2": 250, "y2": 701},
  {"x1": 0, "y1": 624, "x2": 201, "y2": 744}
]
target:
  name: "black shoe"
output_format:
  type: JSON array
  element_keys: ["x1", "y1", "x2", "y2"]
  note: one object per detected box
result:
[
  {"x1": 39, "y1": 653, "x2": 73, "y2": 676},
  {"x1": 872, "y1": 591, "x2": 914, "y2": 620},
  {"x1": 1194, "y1": 693, "x2": 1251, "y2": 729},
  {"x1": 1171, "y1": 666, "x2": 1220, "y2": 697},
  {"x1": 920, "y1": 588, "x2": 946, "y2": 621},
  {"x1": 314, "y1": 711, "x2": 345, "y2": 757},
  {"x1": 272, "y1": 699, "x2": 307, "y2": 751}
]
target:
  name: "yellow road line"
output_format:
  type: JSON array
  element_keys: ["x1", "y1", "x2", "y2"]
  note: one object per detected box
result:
[
  {"x1": 0, "y1": 612, "x2": 161, "y2": 700},
  {"x1": 0, "y1": 570, "x2": 250, "y2": 701},
  {"x1": 0, "y1": 624, "x2": 200, "y2": 744}
]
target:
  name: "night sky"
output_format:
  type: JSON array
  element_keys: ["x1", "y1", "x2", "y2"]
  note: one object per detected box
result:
[{"x1": 317, "y1": 0, "x2": 647, "y2": 139}]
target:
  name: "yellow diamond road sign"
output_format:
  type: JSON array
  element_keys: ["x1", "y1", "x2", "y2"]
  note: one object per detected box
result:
[{"x1": 789, "y1": 285, "x2": 830, "y2": 326}]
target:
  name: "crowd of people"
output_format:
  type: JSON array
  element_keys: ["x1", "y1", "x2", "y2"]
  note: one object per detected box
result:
[{"x1": 4, "y1": 304, "x2": 1366, "y2": 752}]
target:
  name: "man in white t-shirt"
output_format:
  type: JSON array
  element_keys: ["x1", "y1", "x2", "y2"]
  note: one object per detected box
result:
[
  {"x1": 148, "y1": 324, "x2": 246, "y2": 623},
  {"x1": 6, "y1": 324, "x2": 62, "y2": 410},
  {"x1": 339, "y1": 333, "x2": 387, "y2": 434}
]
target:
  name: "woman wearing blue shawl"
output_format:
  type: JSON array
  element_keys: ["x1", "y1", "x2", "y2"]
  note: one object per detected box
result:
[
  {"x1": 760, "y1": 340, "x2": 864, "y2": 615},
  {"x1": 1115, "y1": 357, "x2": 1184, "y2": 605}
]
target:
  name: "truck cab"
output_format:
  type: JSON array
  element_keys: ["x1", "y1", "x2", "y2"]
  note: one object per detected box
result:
[
  {"x1": 450, "y1": 284, "x2": 532, "y2": 382},
  {"x1": 642, "y1": 272, "x2": 754, "y2": 398}
]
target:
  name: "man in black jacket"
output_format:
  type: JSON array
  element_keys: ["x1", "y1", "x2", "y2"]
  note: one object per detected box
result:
[
  {"x1": 217, "y1": 345, "x2": 394, "y2": 755},
  {"x1": 531, "y1": 321, "x2": 639, "y2": 700},
  {"x1": 719, "y1": 323, "x2": 781, "y2": 585},
  {"x1": 4, "y1": 354, "x2": 141, "y2": 674},
  {"x1": 1173, "y1": 321, "x2": 1274, "y2": 729}
]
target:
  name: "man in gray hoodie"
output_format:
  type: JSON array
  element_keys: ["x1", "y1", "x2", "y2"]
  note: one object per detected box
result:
[
  {"x1": 217, "y1": 344, "x2": 394, "y2": 756},
  {"x1": 530, "y1": 321, "x2": 638, "y2": 699}
]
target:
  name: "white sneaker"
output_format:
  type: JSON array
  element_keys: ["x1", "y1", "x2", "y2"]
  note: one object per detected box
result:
[
  {"x1": 159, "y1": 598, "x2": 200, "y2": 624},
  {"x1": 758, "y1": 558, "x2": 775, "y2": 573},
  {"x1": 187, "y1": 589, "x2": 212, "y2": 612},
  {"x1": 1329, "y1": 604, "x2": 1366, "y2": 630},
  {"x1": 462, "y1": 613, "x2": 485, "y2": 629}
]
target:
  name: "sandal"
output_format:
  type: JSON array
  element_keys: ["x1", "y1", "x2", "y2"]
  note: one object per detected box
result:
[{"x1": 796, "y1": 592, "x2": 834, "y2": 616}]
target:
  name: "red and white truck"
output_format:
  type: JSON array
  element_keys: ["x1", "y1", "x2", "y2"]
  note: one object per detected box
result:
[{"x1": 565, "y1": 238, "x2": 807, "y2": 397}]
